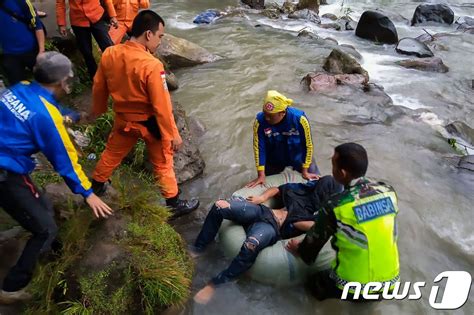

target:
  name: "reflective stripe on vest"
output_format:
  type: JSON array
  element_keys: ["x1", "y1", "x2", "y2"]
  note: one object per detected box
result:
[{"x1": 332, "y1": 185, "x2": 400, "y2": 289}]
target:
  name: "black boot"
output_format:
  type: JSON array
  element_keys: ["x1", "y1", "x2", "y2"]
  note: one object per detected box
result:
[
  {"x1": 91, "y1": 179, "x2": 107, "y2": 196},
  {"x1": 166, "y1": 195, "x2": 200, "y2": 219}
]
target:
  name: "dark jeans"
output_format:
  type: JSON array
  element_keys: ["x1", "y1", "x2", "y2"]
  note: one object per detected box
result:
[
  {"x1": 265, "y1": 157, "x2": 320, "y2": 176},
  {"x1": 72, "y1": 19, "x2": 113, "y2": 79},
  {"x1": 0, "y1": 51, "x2": 37, "y2": 86},
  {"x1": 194, "y1": 197, "x2": 279, "y2": 285},
  {"x1": 0, "y1": 170, "x2": 58, "y2": 292}
]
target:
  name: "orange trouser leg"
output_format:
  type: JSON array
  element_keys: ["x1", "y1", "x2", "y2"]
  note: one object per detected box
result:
[
  {"x1": 144, "y1": 135, "x2": 178, "y2": 199},
  {"x1": 92, "y1": 125, "x2": 139, "y2": 183},
  {"x1": 109, "y1": 22, "x2": 128, "y2": 45}
]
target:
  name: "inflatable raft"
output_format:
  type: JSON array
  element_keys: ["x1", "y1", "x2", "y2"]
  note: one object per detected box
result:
[{"x1": 218, "y1": 170, "x2": 335, "y2": 286}]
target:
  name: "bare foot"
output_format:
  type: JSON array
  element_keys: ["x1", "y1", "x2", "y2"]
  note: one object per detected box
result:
[{"x1": 193, "y1": 284, "x2": 215, "y2": 305}]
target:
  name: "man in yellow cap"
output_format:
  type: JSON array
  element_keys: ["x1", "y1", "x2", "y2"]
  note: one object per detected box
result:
[{"x1": 247, "y1": 90, "x2": 319, "y2": 187}]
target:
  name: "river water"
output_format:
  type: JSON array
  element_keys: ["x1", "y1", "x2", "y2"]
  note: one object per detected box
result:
[{"x1": 34, "y1": 0, "x2": 473, "y2": 314}]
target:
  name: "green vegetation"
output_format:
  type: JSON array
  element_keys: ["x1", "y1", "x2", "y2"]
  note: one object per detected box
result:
[{"x1": 25, "y1": 167, "x2": 193, "y2": 314}]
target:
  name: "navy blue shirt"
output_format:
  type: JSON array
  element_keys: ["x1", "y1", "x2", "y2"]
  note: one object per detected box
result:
[{"x1": 0, "y1": 0, "x2": 43, "y2": 54}]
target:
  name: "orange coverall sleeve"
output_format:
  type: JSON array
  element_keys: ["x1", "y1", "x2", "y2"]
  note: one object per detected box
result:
[
  {"x1": 103, "y1": 0, "x2": 117, "y2": 17},
  {"x1": 147, "y1": 64, "x2": 180, "y2": 141},
  {"x1": 56, "y1": 0, "x2": 67, "y2": 26},
  {"x1": 92, "y1": 61, "x2": 110, "y2": 117},
  {"x1": 139, "y1": 0, "x2": 150, "y2": 9}
]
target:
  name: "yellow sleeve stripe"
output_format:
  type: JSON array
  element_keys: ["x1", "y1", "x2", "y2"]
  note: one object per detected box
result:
[
  {"x1": 253, "y1": 119, "x2": 264, "y2": 170},
  {"x1": 40, "y1": 97, "x2": 92, "y2": 190},
  {"x1": 25, "y1": 0, "x2": 37, "y2": 28},
  {"x1": 300, "y1": 116, "x2": 313, "y2": 168}
]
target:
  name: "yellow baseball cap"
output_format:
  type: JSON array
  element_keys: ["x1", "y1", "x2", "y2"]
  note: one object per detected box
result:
[{"x1": 263, "y1": 90, "x2": 293, "y2": 113}]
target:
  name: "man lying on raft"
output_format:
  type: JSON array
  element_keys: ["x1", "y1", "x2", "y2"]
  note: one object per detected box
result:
[{"x1": 190, "y1": 175, "x2": 343, "y2": 304}]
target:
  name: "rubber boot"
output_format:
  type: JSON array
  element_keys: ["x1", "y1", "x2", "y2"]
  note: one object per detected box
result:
[{"x1": 166, "y1": 195, "x2": 200, "y2": 218}]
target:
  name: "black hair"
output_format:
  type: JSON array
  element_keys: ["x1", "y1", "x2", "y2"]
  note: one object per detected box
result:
[
  {"x1": 334, "y1": 143, "x2": 368, "y2": 178},
  {"x1": 130, "y1": 10, "x2": 165, "y2": 38}
]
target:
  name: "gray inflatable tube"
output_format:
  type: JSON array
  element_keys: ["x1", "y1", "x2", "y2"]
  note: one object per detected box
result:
[{"x1": 218, "y1": 170, "x2": 335, "y2": 286}]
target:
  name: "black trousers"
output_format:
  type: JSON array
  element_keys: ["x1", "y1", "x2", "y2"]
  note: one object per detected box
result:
[
  {"x1": 0, "y1": 50, "x2": 37, "y2": 86},
  {"x1": 72, "y1": 19, "x2": 113, "y2": 80},
  {"x1": 0, "y1": 170, "x2": 57, "y2": 292}
]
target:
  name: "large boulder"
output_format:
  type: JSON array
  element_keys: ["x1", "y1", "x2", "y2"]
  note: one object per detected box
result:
[
  {"x1": 323, "y1": 49, "x2": 369, "y2": 81},
  {"x1": 156, "y1": 34, "x2": 222, "y2": 70},
  {"x1": 171, "y1": 102, "x2": 206, "y2": 183},
  {"x1": 288, "y1": 9, "x2": 321, "y2": 24},
  {"x1": 396, "y1": 57, "x2": 449, "y2": 73},
  {"x1": 165, "y1": 70, "x2": 179, "y2": 91},
  {"x1": 395, "y1": 38, "x2": 434, "y2": 58},
  {"x1": 455, "y1": 17, "x2": 474, "y2": 34},
  {"x1": 355, "y1": 11, "x2": 398, "y2": 44},
  {"x1": 241, "y1": 0, "x2": 265, "y2": 9},
  {"x1": 411, "y1": 4, "x2": 455, "y2": 26}
]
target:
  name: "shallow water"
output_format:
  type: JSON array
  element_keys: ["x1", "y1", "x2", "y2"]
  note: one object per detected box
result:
[{"x1": 35, "y1": 0, "x2": 473, "y2": 314}]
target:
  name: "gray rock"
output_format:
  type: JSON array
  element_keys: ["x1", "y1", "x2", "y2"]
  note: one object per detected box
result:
[
  {"x1": 455, "y1": 16, "x2": 474, "y2": 26},
  {"x1": 261, "y1": 7, "x2": 281, "y2": 19},
  {"x1": 302, "y1": 72, "x2": 368, "y2": 92},
  {"x1": 340, "y1": 44, "x2": 363, "y2": 60},
  {"x1": 288, "y1": 9, "x2": 321, "y2": 24},
  {"x1": 281, "y1": 1, "x2": 298, "y2": 14},
  {"x1": 319, "y1": 22, "x2": 341, "y2": 30},
  {"x1": 356, "y1": 11, "x2": 398, "y2": 44},
  {"x1": 411, "y1": 4, "x2": 455, "y2": 26},
  {"x1": 156, "y1": 34, "x2": 222, "y2": 70},
  {"x1": 322, "y1": 13, "x2": 338, "y2": 21},
  {"x1": 445, "y1": 121, "x2": 474, "y2": 146},
  {"x1": 396, "y1": 38, "x2": 434, "y2": 58},
  {"x1": 324, "y1": 37, "x2": 338, "y2": 45},
  {"x1": 323, "y1": 49, "x2": 369, "y2": 81},
  {"x1": 457, "y1": 23, "x2": 474, "y2": 34},
  {"x1": 172, "y1": 102, "x2": 205, "y2": 183},
  {"x1": 396, "y1": 57, "x2": 449, "y2": 73},
  {"x1": 166, "y1": 71, "x2": 179, "y2": 91},
  {"x1": 297, "y1": 0, "x2": 320, "y2": 12},
  {"x1": 241, "y1": 0, "x2": 265, "y2": 9}
]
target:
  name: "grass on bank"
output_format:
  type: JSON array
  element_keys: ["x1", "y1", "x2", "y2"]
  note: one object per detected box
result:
[{"x1": 25, "y1": 166, "x2": 193, "y2": 314}]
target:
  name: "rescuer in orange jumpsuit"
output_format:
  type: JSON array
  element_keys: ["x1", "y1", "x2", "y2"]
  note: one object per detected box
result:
[
  {"x1": 109, "y1": 0, "x2": 150, "y2": 44},
  {"x1": 56, "y1": 0, "x2": 118, "y2": 79},
  {"x1": 90, "y1": 10, "x2": 199, "y2": 217}
]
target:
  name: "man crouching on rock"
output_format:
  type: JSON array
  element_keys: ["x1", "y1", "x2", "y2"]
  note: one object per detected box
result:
[
  {"x1": 0, "y1": 52, "x2": 112, "y2": 304},
  {"x1": 89, "y1": 10, "x2": 199, "y2": 218}
]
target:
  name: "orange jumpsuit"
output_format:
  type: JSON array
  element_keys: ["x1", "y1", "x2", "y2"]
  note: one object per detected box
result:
[
  {"x1": 56, "y1": 0, "x2": 117, "y2": 27},
  {"x1": 109, "y1": 0, "x2": 149, "y2": 44},
  {"x1": 91, "y1": 41, "x2": 181, "y2": 198}
]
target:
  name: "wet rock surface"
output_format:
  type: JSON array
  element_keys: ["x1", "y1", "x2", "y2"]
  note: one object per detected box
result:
[
  {"x1": 411, "y1": 4, "x2": 455, "y2": 26},
  {"x1": 355, "y1": 11, "x2": 398, "y2": 44},
  {"x1": 396, "y1": 57, "x2": 449, "y2": 73},
  {"x1": 396, "y1": 38, "x2": 434, "y2": 58}
]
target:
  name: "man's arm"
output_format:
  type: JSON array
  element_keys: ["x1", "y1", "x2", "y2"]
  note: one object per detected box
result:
[
  {"x1": 148, "y1": 64, "x2": 180, "y2": 142},
  {"x1": 293, "y1": 221, "x2": 315, "y2": 231},
  {"x1": 139, "y1": 0, "x2": 150, "y2": 9},
  {"x1": 32, "y1": 97, "x2": 92, "y2": 197},
  {"x1": 247, "y1": 118, "x2": 266, "y2": 187},
  {"x1": 91, "y1": 58, "x2": 110, "y2": 118},
  {"x1": 246, "y1": 186, "x2": 280, "y2": 204},
  {"x1": 296, "y1": 205, "x2": 337, "y2": 264},
  {"x1": 299, "y1": 115, "x2": 317, "y2": 179},
  {"x1": 56, "y1": 0, "x2": 67, "y2": 28}
]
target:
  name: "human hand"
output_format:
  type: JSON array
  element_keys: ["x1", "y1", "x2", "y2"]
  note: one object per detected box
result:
[
  {"x1": 302, "y1": 169, "x2": 320, "y2": 181},
  {"x1": 58, "y1": 25, "x2": 67, "y2": 37},
  {"x1": 110, "y1": 17, "x2": 119, "y2": 29},
  {"x1": 172, "y1": 137, "x2": 183, "y2": 151},
  {"x1": 246, "y1": 195, "x2": 264, "y2": 205},
  {"x1": 85, "y1": 193, "x2": 113, "y2": 218},
  {"x1": 285, "y1": 238, "x2": 301, "y2": 256},
  {"x1": 246, "y1": 175, "x2": 265, "y2": 188}
]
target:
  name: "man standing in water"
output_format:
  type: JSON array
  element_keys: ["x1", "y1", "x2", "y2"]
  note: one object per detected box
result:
[
  {"x1": 0, "y1": 52, "x2": 112, "y2": 304},
  {"x1": 247, "y1": 90, "x2": 320, "y2": 188},
  {"x1": 287, "y1": 143, "x2": 400, "y2": 300},
  {"x1": 90, "y1": 10, "x2": 199, "y2": 218}
]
